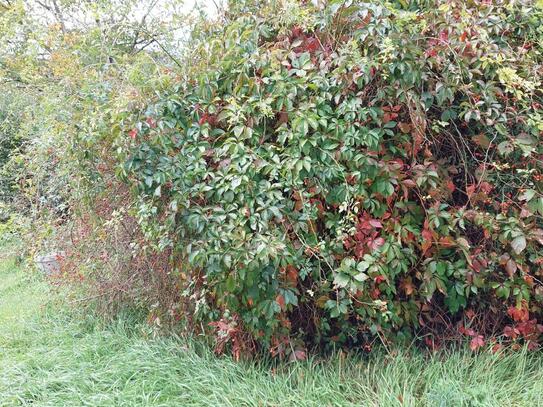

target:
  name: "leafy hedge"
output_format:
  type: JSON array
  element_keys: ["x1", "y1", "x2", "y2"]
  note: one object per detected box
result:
[{"x1": 121, "y1": 0, "x2": 543, "y2": 355}]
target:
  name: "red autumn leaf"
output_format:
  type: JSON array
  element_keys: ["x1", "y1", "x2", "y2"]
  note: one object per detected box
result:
[
  {"x1": 304, "y1": 37, "x2": 320, "y2": 53},
  {"x1": 421, "y1": 222, "x2": 433, "y2": 240},
  {"x1": 459, "y1": 324, "x2": 477, "y2": 337},
  {"x1": 383, "y1": 112, "x2": 398, "y2": 123},
  {"x1": 285, "y1": 265, "x2": 299, "y2": 285},
  {"x1": 470, "y1": 335, "x2": 485, "y2": 351},
  {"x1": 374, "y1": 275, "x2": 386, "y2": 284},
  {"x1": 470, "y1": 258, "x2": 486, "y2": 273},
  {"x1": 289, "y1": 348, "x2": 307, "y2": 362},
  {"x1": 438, "y1": 236, "x2": 455, "y2": 247},
  {"x1": 402, "y1": 179, "x2": 417, "y2": 187},
  {"x1": 527, "y1": 341, "x2": 539, "y2": 351},
  {"x1": 369, "y1": 219, "x2": 383, "y2": 228},
  {"x1": 491, "y1": 343, "x2": 503, "y2": 354},
  {"x1": 438, "y1": 30, "x2": 449, "y2": 44},
  {"x1": 508, "y1": 305, "x2": 529, "y2": 322},
  {"x1": 466, "y1": 184, "x2": 476, "y2": 198},
  {"x1": 425, "y1": 48, "x2": 438, "y2": 58},
  {"x1": 424, "y1": 336, "x2": 440, "y2": 351},
  {"x1": 370, "y1": 288, "x2": 380, "y2": 299},
  {"x1": 479, "y1": 181, "x2": 493, "y2": 194},
  {"x1": 516, "y1": 319, "x2": 541, "y2": 339},
  {"x1": 276, "y1": 294, "x2": 285, "y2": 311},
  {"x1": 353, "y1": 231, "x2": 364, "y2": 242},
  {"x1": 421, "y1": 227, "x2": 434, "y2": 254},
  {"x1": 369, "y1": 237, "x2": 385, "y2": 250},
  {"x1": 291, "y1": 26, "x2": 303, "y2": 38},
  {"x1": 354, "y1": 243, "x2": 365, "y2": 258},
  {"x1": 358, "y1": 213, "x2": 382, "y2": 232},
  {"x1": 421, "y1": 239, "x2": 432, "y2": 254},
  {"x1": 504, "y1": 325, "x2": 519, "y2": 339},
  {"x1": 198, "y1": 113, "x2": 210, "y2": 125}
]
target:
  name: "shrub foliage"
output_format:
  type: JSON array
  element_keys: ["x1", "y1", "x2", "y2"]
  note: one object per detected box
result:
[
  {"x1": 2, "y1": 0, "x2": 543, "y2": 357},
  {"x1": 118, "y1": 0, "x2": 543, "y2": 354}
]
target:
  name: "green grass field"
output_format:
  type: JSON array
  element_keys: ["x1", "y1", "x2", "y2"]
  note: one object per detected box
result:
[{"x1": 1, "y1": 243, "x2": 543, "y2": 406}]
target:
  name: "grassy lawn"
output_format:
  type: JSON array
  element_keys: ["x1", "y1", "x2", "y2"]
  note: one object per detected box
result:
[{"x1": 1, "y1": 244, "x2": 543, "y2": 406}]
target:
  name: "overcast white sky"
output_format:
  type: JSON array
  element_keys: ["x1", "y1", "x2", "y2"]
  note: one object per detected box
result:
[
  {"x1": 131, "y1": 0, "x2": 224, "y2": 21},
  {"x1": 29, "y1": 0, "x2": 224, "y2": 27}
]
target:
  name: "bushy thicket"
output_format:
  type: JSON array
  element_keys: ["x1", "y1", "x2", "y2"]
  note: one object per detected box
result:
[
  {"x1": 118, "y1": 0, "x2": 543, "y2": 356},
  {"x1": 3, "y1": 0, "x2": 543, "y2": 358},
  {"x1": 0, "y1": 0, "x2": 190, "y2": 315}
]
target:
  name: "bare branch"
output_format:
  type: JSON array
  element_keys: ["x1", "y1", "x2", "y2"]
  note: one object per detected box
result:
[
  {"x1": 34, "y1": 0, "x2": 52, "y2": 11},
  {"x1": 130, "y1": 0, "x2": 161, "y2": 53},
  {"x1": 34, "y1": 0, "x2": 66, "y2": 32},
  {"x1": 0, "y1": 0, "x2": 13, "y2": 10},
  {"x1": 50, "y1": 0, "x2": 66, "y2": 32}
]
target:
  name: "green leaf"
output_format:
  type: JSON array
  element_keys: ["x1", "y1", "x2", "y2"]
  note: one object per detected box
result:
[
  {"x1": 226, "y1": 275, "x2": 235, "y2": 291},
  {"x1": 231, "y1": 176, "x2": 241, "y2": 189},
  {"x1": 511, "y1": 235, "x2": 527, "y2": 255},
  {"x1": 519, "y1": 189, "x2": 536, "y2": 202},
  {"x1": 497, "y1": 141, "x2": 513, "y2": 156},
  {"x1": 357, "y1": 261, "x2": 370, "y2": 272},
  {"x1": 334, "y1": 272, "x2": 350, "y2": 288},
  {"x1": 353, "y1": 273, "x2": 368, "y2": 282}
]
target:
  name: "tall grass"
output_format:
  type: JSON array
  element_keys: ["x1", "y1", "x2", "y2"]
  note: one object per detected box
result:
[{"x1": 1, "y1": 245, "x2": 543, "y2": 406}]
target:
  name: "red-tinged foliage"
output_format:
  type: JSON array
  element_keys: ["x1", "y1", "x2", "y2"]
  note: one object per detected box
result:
[
  {"x1": 209, "y1": 316, "x2": 256, "y2": 361},
  {"x1": 115, "y1": 1, "x2": 543, "y2": 356},
  {"x1": 470, "y1": 335, "x2": 485, "y2": 351},
  {"x1": 508, "y1": 304, "x2": 530, "y2": 323},
  {"x1": 198, "y1": 112, "x2": 218, "y2": 126}
]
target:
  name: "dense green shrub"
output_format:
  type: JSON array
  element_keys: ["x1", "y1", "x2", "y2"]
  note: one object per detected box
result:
[
  {"x1": 1, "y1": 2, "x2": 232, "y2": 339},
  {"x1": 121, "y1": 0, "x2": 543, "y2": 354},
  {"x1": 0, "y1": 88, "x2": 30, "y2": 218}
]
